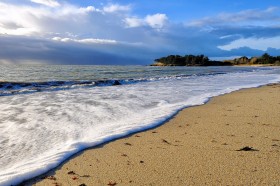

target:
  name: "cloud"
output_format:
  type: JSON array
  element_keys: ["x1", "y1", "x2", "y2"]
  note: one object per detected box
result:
[
  {"x1": 30, "y1": 0, "x2": 60, "y2": 7},
  {"x1": 213, "y1": 26, "x2": 280, "y2": 40},
  {"x1": 184, "y1": 7, "x2": 280, "y2": 55},
  {"x1": 125, "y1": 13, "x2": 168, "y2": 29},
  {"x1": 188, "y1": 7, "x2": 280, "y2": 27},
  {"x1": 0, "y1": 35, "x2": 150, "y2": 65},
  {"x1": 103, "y1": 4, "x2": 131, "y2": 13},
  {"x1": 145, "y1": 14, "x2": 168, "y2": 29},
  {"x1": 0, "y1": 1, "x2": 279, "y2": 65},
  {"x1": 218, "y1": 36, "x2": 280, "y2": 51},
  {"x1": 124, "y1": 17, "x2": 143, "y2": 28},
  {"x1": 220, "y1": 47, "x2": 280, "y2": 58},
  {"x1": 0, "y1": 21, "x2": 22, "y2": 29},
  {"x1": 52, "y1": 37, "x2": 117, "y2": 44},
  {"x1": 0, "y1": 2, "x2": 39, "y2": 35},
  {"x1": 0, "y1": 2, "x2": 98, "y2": 36}
]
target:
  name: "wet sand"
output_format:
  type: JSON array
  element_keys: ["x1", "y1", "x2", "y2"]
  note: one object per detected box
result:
[{"x1": 24, "y1": 84, "x2": 280, "y2": 186}]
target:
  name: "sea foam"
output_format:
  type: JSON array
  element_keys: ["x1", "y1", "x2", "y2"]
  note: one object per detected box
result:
[{"x1": 0, "y1": 67, "x2": 279, "y2": 185}]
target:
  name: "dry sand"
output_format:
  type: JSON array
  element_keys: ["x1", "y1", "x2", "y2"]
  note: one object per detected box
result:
[{"x1": 24, "y1": 84, "x2": 280, "y2": 186}]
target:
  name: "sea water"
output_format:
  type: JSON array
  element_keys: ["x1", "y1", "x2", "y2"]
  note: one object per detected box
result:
[{"x1": 0, "y1": 65, "x2": 279, "y2": 185}]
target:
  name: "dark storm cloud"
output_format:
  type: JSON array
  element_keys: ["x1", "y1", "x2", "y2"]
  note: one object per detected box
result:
[{"x1": 0, "y1": 36, "x2": 152, "y2": 65}]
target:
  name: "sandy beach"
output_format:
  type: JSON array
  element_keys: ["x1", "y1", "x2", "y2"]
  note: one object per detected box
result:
[{"x1": 24, "y1": 84, "x2": 280, "y2": 186}]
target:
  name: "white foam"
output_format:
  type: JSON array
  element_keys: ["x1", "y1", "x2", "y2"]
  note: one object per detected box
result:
[{"x1": 0, "y1": 68, "x2": 280, "y2": 186}]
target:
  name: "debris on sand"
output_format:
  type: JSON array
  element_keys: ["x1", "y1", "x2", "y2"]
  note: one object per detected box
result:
[{"x1": 236, "y1": 146, "x2": 259, "y2": 151}]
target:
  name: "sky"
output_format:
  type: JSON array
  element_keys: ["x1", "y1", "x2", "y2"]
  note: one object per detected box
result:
[{"x1": 0, "y1": 0, "x2": 280, "y2": 65}]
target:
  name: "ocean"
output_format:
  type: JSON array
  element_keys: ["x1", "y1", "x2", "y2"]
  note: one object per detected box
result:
[{"x1": 0, "y1": 65, "x2": 280, "y2": 185}]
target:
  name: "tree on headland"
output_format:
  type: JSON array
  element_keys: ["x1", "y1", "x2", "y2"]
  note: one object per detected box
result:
[
  {"x1": 225, "y1": 53, "x2": 280, "y2": 65},
  {"x1": 153, "y1": 54, "x2": 231, "y2": 66},
  {"x1": 154, "y1": 54, "x2": 218, "y2": 66},
  {"x1": 259, "y1": 53, "x2": 274, "y2": 64},
  {"x1": 152, "y1": 53, "x2": 280, "y2": 66}
]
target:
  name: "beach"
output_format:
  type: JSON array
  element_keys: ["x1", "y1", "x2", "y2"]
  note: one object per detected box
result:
[
  {"x1": 23, "y1": 83, "x2": 280, "y2": 186},
  {"x1": 2, "y1": 1, "x2": 280, "y2": 185}
]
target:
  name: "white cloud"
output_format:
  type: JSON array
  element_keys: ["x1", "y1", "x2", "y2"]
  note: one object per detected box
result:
[
  {"x1": 0, "y1": 27, "x2": 38, "y2": 36},
  {"x1": 30, "y1": 0, "x2": 60, "y2": 7},
  {"x1": 0, "y1": 2, "x2": 42, "y2": 35},
  {"x1": 188, "y1": 7, "x2": 280, "y2": 27},
  {"x1": 80, "y1": 6, "x2": 96, "y2": 13},
  {"x1": 124, "y1": 17, "x2": 144, "y2": 28},
  {"x1": 218, "y1": 36, "x2": 280, "y2": 51},
  {"x1": 0, "y1": 1, "x2": 168, "y2": 42},
  {"x1": 145, "y1": 14, "x2": 168, "y2": 29},
  {"x1": 124, "y1": 13, "x2": 168, "y2": 29},
  {"x1": 52, "y1": 37, "x2": 117, "y2": 44},
  {"x1": 0, "y1": 2, "x2": 97, "y2": 36},
  {"x1": 103, "y1": 4, "x2": 131, "y2": 13},
  {"x1": 59, "y1": 5, "x2": 96, "y2": 15}
]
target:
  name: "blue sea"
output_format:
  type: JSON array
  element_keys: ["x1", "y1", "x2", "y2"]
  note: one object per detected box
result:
[{"x1": 0, "y1": 65, "x2": 280, "y2": 185}]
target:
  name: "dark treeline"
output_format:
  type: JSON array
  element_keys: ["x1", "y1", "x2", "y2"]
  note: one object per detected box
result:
[
  {"x1": 153, "y1": 54, "x2": 231, "y2": 66},
  {"x1": 152, "y1": 53, "x2": 280, "y2": 66},
  {"x1": 225, "y1": 53, "x2": 280, "y2": 65}
]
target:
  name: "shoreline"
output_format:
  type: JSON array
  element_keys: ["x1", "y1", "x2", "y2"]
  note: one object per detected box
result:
[
  {"x1": 233, "y1": 64, "x2": 278, "y2": 67},
  {"x1": 23, "y1": 83, "x2": 280, "y2": 185}
]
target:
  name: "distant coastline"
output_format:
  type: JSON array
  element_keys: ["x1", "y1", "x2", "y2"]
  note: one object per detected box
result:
[{"x1": 151, "y1": 53, "x2": 280, "y2": 66}]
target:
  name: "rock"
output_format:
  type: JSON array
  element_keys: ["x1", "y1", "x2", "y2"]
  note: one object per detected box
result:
[
  {"x1": 112, "y1": 80, "x2": 121, "y2": 86},
  {"x1": 236, "y1": 146, "x2": 259, "y2": 151}
]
